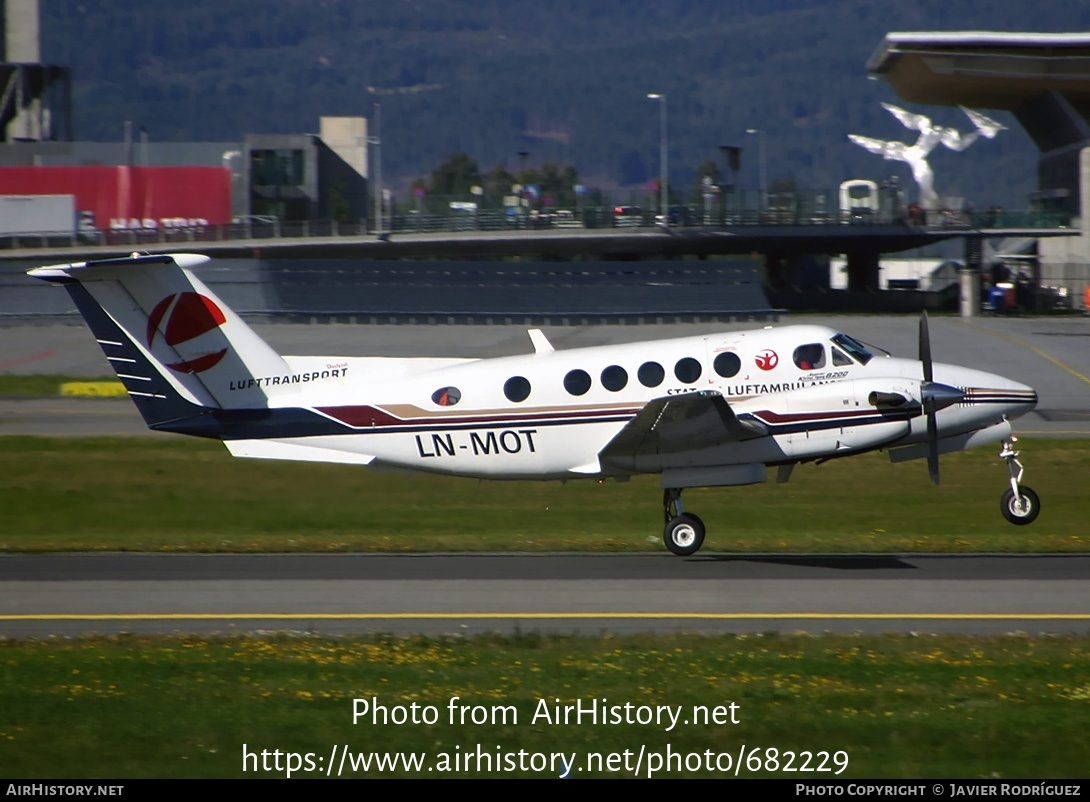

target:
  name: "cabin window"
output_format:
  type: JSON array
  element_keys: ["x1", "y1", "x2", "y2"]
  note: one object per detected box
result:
[
  {"x1": 504, "y1": 376, "x2": 531, "y2": 402},
  {"x1": 601, "y1": 365, "x2": 628, "y2": 392},
  {"x1": 431, "y1": 387, "x2": 461, "y2": 407},
  {"x1": 793, "y1": 344, "x2": 826, "y2": 371},
  {"x1": 638, "y1": 361, "x2": 665, "y2": 387},
  {"x1": 832, "y1": 346, "x2": 853, "y2": 367},
  {"x1": 831, "y1": 333, "x2": 873, "y2": 365},
  {"x1": 674, "y1": 357, "x2": 702, "y2": 384},
  {"x1": 564, "y1": 369, "x2": 592, "y2": 396},
  {"x1": 713, "y1": 352, "x2": 741, "y2": 378}
]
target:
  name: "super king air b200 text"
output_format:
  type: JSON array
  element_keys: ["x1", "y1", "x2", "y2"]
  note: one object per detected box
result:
[{"x1": 30, "y1": 253, "x2": 1041, "y2": 556}]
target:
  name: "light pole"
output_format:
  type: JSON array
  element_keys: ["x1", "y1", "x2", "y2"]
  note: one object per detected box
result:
[
  {"x1": 368, "y1": 99, "x2": 383, "y2": 235},
  {"x1": 647, "y1": 93, "x2": 667, "y2": 226},
  {"x1": 746, "y1": 127, "x2": 766, "y2": 211},
  {"x1": 517, "y1": 151, "x2": 531, "y2": 226},
  {"x1": 719, "y1": 144, "x2": 740, "y2": 224},
  {"x1": 221, "y1": 150, "x2": 242, "y2": 223}
]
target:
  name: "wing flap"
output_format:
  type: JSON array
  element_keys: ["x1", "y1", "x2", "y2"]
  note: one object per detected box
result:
[{"x1": 598, "y1": 391, "x2": 766, "y2": 471}]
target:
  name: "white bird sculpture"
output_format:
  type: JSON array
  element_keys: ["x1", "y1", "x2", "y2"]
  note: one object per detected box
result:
[{"x1": 849, "y1": 103, "x2": 1006, "y2": 208}]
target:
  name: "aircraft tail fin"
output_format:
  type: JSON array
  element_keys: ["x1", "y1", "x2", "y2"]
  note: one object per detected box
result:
[{"x1": 28, "y1": 253, "x2": 294, "y2": 431}]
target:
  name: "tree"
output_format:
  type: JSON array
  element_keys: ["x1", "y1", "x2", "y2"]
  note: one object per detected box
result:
[
  {"x1": 483, "y1": 164, "x2": 517, "y2": 198},
  {"x1": 328, "y1": 181, "x2": 351, "y2": 222},
  {"x1": 518, "y1": 163, "x2": 581, "y2": 208},
  {"x1": 429, "y1": 151, "x2": 482, "y2": 196},
  {"x1": 694, "y1": 159, "x2": 720, "y2": 183}
]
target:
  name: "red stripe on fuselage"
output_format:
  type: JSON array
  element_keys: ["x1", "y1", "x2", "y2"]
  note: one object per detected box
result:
[
  {"x1": 750, "y1": 408, "x2": 881, "y2": 425},
  {"x1": 313, "y1": 404, "x2": 640, "y2": 429}
]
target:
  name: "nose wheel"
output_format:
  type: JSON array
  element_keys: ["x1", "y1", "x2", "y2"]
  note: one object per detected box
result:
[
  {"x1": 663, "y1": 488, "x2": 706, "y2": 556},
  {"x1": 1001, "y1": 486, "x2": 1040, "y2": 525},
  {"x1": 999, "y1": 439, "x2": 1039, "y2": 526}
]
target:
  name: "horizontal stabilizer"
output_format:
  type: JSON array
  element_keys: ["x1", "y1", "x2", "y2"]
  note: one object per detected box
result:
[
  {"x1": 225, "y1": 440, "x2": 377, "y2": 466},
  {"x1": 567, "y1": 461, "x2": 602, "y2": 475}
]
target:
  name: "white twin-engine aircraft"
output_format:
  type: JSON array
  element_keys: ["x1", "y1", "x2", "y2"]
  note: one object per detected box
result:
[{"x1": 30, "y1": 252, "x2": 1041, "y2": 556}]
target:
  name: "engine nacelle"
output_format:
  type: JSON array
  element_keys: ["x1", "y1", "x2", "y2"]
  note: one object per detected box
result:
[{"x1": 734, "y1": 378, "x2": 920, "y2": 460}]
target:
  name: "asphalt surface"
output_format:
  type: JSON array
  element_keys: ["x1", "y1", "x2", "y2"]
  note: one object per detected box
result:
[
  {"x1": 2, "y1": 553, "x2": 1089, "y2": 637},
  {"x1": 2, "y1": 315, "x2": 1088, "y2": 638}
]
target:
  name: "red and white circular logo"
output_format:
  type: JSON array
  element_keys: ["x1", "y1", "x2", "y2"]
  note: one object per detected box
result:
[
  {"x1": 146, "y1": 292, "x2": 228, "y2": 374},
  {"x1": 754, "y1": 349, "x2": 779, "y2": 371}
]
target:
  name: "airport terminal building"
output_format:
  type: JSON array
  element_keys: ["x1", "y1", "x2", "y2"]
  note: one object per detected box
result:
[
  {"x1": 866, "y1": 31, "x2": 1090, "y2": 306},
  {"x1": 0, "y1": 116, "x2": 370, "y2": 232}
]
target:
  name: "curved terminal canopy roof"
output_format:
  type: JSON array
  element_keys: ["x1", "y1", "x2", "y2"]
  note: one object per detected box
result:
[
  {"x1": 867, "y1": 32, "x2": 1090, "y2": 109},
  {"x1": 866, "y1": 32, "x2": 1090, "y2": 155}
]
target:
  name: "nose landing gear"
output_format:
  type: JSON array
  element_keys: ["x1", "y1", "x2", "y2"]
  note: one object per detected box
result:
[{"x1": 999, "y1": 438, "x2": 1039, "y2": 525}]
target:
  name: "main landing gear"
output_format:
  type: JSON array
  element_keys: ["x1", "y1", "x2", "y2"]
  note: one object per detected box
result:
[
  {"x1": 999, "y1": 438, "x2": 1040, "y2": 525},
  {"x1": 663, "y1": 488, "x2": 705, "y2": 556}
]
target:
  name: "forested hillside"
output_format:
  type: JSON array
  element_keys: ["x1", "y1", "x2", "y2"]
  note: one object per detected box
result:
[{"x1": 40, "y1": 0, "x2": 1090, "y2": 206}]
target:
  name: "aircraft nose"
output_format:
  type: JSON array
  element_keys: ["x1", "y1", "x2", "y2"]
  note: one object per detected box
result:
[
  {"x1": 932, "y1": 363, "x2": 1037, "y2": 420},
  {"x1": 966, "y1": 376, "x2": 1037, "y2": 419},
  {"x1": 1013, "y1": 381, "x2": 1039, "y2": 414}
]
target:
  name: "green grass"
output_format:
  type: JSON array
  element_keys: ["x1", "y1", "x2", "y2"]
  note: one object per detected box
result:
[
  {"x1": 1, "y1": 436, "x2": 1087, "y2": 553},
  {"x1": 1, "y1": 632, "x2": 1087, "y2": 778},
  {"x1": 3, "y1": 438, "x2": 1087, "y2": 780}
]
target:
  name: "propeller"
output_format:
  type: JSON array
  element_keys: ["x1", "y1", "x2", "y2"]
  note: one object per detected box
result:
[
  {"x1": 920, "y1": 312, "x2": 940, "y2": 484},
  {"x1": 917, "y1": 311, "x2": 966, "y2": 485},
  {"x1": 919, "y1": 310, "x2": 933, "y2": 385}
]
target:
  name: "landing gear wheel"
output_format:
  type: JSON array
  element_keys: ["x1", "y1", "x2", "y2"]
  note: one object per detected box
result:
[
  {"x1": 664, "y1": 513, "x2": 705, "y2": 556},
  {"x1": 1001, "y1": 486, "x2": 1040, "y2": 526}
]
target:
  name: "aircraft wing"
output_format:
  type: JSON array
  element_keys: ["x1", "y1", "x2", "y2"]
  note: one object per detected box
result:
[{"x1": 598, "y1": 391, "x2": 766, "y2": 469}]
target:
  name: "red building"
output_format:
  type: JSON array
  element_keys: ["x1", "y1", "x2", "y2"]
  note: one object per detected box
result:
[{"x1": 0, "y1": 165, "x2": 231, "y2": 231}]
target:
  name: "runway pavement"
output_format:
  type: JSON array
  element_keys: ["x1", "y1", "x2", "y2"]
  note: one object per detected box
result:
[{"x1": 2, "y1": 553, "x2": 1089, "y2": 638}]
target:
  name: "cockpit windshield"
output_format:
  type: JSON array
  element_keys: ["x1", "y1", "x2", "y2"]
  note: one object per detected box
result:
[{"x1": 830, "y1": 333, "x2": 873, "y2": 365}]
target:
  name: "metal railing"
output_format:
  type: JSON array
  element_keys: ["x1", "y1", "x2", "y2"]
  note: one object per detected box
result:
[{"x1": 0, "y1": 194, "x2": 1074, "y2": 251}]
